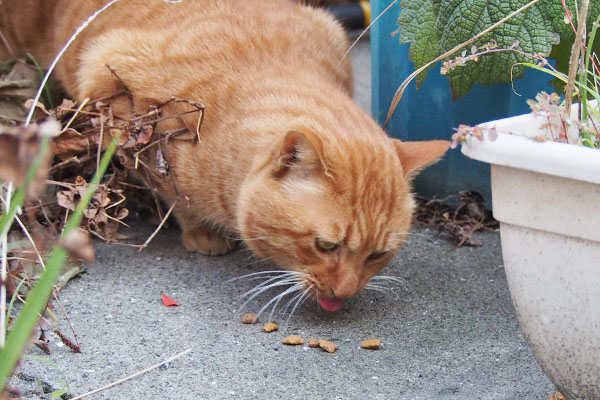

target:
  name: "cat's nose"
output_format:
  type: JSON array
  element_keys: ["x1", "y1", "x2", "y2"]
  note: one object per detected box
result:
[{"x1": 332, "y1": 274, "x2": 359, "y2": 299}]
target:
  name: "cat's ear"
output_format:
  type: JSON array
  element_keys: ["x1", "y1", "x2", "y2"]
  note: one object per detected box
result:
[
  {"x1": 276, "y1": 131, "x2": 331, "y2": 177},
  {"x1": 392, "y1": 139, "x2": 450, "y2": 180}
]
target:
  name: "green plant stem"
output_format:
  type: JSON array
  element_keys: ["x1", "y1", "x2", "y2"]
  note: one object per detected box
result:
[
  {"x1": 0, "y1": 138, "x2": 118, "y2": 391},
  {"x1": 580, "y1": 13, "x2": 600, "y2": 143}
]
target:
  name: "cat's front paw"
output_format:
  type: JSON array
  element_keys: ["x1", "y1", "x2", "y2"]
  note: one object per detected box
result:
[{"x1": 182, "y1": 226, "x2": 237, "y2": 256}]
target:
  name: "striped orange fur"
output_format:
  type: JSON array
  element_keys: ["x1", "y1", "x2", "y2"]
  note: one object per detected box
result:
[{"x1": 1, "y1": 0, "x2": 449, "y2": 307}]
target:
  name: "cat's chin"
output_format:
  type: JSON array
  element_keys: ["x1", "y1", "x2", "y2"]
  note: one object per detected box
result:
[{"x1": 318, "y1": 297, "x2": 344, "y2": 312}]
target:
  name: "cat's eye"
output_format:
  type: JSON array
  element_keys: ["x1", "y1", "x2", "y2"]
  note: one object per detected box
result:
[
  {"x1": 366, "y1": 251, "x2": 386, "y2": 262},
  {"x1": 315, "y1": 238, "x2": 339, "y2": 252}
]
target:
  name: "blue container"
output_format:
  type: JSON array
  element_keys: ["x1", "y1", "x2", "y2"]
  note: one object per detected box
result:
[{"x1": 371, "y1": 0, "x2": 553, "y2": 202}]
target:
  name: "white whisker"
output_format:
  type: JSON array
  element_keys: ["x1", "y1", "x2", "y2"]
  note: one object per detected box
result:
[
  {"x1": 240, "y1": 276, "x2": 299, "y2": 299},
  {"x1": 364, "y1": 286, "x2": 395, "y2": 296},
  {"x1": 369, "y1": 275, "x2": 416, "y2": 296},
  {"x1": 285, "y1": 286, "x2": 312, "y2": 327},
  {"x1": 280, "y1": 284, "x2": 311, "y2": 320},
  {"x1": 238, "y1": 278, "x2": 301, "y2": 310},
  {"x1": 226, "y1": 269, "x2": 302, "y2": 283},
  {"x1": 365, "y1": 283, "x2": 394, "y2": 292},
  {"x1": 256, "y1": 283, "x2": 304, "y2": 322}
]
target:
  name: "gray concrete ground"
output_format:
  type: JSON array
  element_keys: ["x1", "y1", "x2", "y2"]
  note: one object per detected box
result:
[{"x1": 9, "y1": 34, "x2": 554, "y2": 399}]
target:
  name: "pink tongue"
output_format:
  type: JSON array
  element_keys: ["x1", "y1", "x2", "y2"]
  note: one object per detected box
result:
[{"x1": 318, "y1": 297, "x2": 344, "y2": 312}]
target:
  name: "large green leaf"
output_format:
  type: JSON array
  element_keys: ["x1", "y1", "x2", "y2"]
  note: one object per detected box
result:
[
  {"x1": 397, "y1": 0, "x2": 440, "y2": 87},
  {"x1": 396, "y1": 0, "x2": 599, "y2": 99},
  {"x1": 439, "y1": 0, "x2": 558, "y2": 98}
]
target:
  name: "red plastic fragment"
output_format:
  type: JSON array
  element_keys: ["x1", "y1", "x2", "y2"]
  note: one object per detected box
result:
[{"x1": 161, "y1": 294, "x2": 180, "y2": 307}]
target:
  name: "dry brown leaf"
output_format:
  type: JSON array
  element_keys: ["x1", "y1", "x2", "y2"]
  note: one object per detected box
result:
[
  {"x1": 57, "y1": 190, "x2": 76, "y2": 211},
  {"x1": 137, "y1": 124, "x2": 153, "y2": 145},
  {"x1": 0, "y1": 61, "x2": 42, "y2": 123},
  {"x1": 0, "y1": 121, "x2": 58, "y2": 195},
  {"x1": 83, "y1": 207, "x2": 98, "y2": 219},
  {"x1": 52, "y1": 129, "x2": 91, "y2": 157},
  {"x1": 156, "y1": 148, "x2": 168, "y2": 176},
  {"x1": 115, "y1": 207, "x2": 129, "y2": 220},
  {"x1": 24, "y1": 99, "x2": 51, "y2": 116},
  {"x1": 55, "y1": 98, "x2": 77, "y2": 119},
  {"x1": 59, "y1": 227, "x2": 95, "y2": 264}
]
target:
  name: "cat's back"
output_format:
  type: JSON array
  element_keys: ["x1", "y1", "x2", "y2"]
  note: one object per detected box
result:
[{"x1": 1, "y1": 0, "x2": 351, "y2": 93}]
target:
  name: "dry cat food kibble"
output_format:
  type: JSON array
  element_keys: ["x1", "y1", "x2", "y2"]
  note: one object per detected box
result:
[
  {"x1": 360, "y1": 339, "x2": 382, "y2": 349},
  {"x1": 282, "y1": 335, "x2": 304, "y2": 345},
  {"x1": 308, "y1": 338, "x2": 320, "y2": 348},
  {"x1": 318, "y1": 339, "x2": 338, "y2": 353},
  {"x1": 262, "y1": 322, "x2": 278, "y2": 333},
  {"x1": 241, "y1": 313, "x2": 258, "y2": 324}
]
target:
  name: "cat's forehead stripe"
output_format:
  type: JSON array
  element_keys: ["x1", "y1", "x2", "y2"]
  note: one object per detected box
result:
[{"x1": 345, "y1": 150, "x2": 401, "y2": 251}]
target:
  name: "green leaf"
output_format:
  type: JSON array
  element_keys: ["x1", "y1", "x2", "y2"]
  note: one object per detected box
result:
[
  {"x1": 395, "y1": 0, "x2": 591, "y2": 99},
  {"x1": 397, "y1": 0, "x2": 440, "y2": 87},
  {"x1": 438, "y1": 0, "x2": 558, "y2": 99},
  {"x1": 50, "y1": 389, "x2": 68, "y2": 399}
]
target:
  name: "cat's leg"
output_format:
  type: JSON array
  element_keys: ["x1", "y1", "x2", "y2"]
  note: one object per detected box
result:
[{"x1": 181, "y1": 223, "x2": 237, "y2": 256}]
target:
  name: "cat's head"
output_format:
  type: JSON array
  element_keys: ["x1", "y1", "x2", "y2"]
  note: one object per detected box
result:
[{"x1": 238, "y1": 128, "x2": 449, "y2": 311}]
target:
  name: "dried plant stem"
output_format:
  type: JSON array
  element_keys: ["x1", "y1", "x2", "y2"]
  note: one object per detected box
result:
[
  {"x1": 24, "y1": 0, "x2": 122, "y2": 126},
  {"x1": 564, "y1": 0, "x2": 590, "y2": 113},
  {"x1": 97, "y1": 113, "x2": 105, "y2": 171},
  {"x1": 0, "y1": 183, "x2": 13, "y2": 349},
  {"x1": 60, "y1": 98, "x2": 91, "y2": 134},
  {"x1": 70, "y1": 347, "x2": 193, "y2": 400},
  {"x1": 339, "y1": 0, "x2": 400, "y2": 65},
  {"x1": 50, "y1": 155, "x2": 96, "y2": 173},
  {"x1": 0, "y1": 28, "x2": 16, "y2": 59},
  {"x1": 136, "y1": 199, "x2": 177, "y2": 252},
  {"x1": 52, "y1": 290, "x2": 80, "y2": 351},
  {"x1": 385, "y1": 0, "x2": 543, "y2": 128}
]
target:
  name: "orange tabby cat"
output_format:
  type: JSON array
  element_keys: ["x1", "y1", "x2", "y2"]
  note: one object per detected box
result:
[{"x1": 0, "y1": 0, "x2": 449, "y2": 311}]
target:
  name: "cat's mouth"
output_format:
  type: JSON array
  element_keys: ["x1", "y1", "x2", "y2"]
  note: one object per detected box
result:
[{"x1": 317, "y1": 297, "x2": 344, "y2": 312}]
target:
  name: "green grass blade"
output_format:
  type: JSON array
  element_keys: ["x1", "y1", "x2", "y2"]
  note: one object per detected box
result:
[
  {"x1": 0, "y1": 138, "x2": 118, "y2": 391},
  {"x1": 4, "y1": 278, "x2": 25, "y2": 333},
  {"x1": 23, "y1": 355, "x2": 72, "y2": 396}
]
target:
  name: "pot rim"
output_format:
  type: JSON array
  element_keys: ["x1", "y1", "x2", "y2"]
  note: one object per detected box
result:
[{"x1": 461, "y1": 110, "x2": 600, "y2": 185}]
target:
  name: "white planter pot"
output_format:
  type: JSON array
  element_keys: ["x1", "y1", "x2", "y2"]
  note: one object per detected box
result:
[{"x1": 461, "y1": 110, "x2": 600, "y2": 399}]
